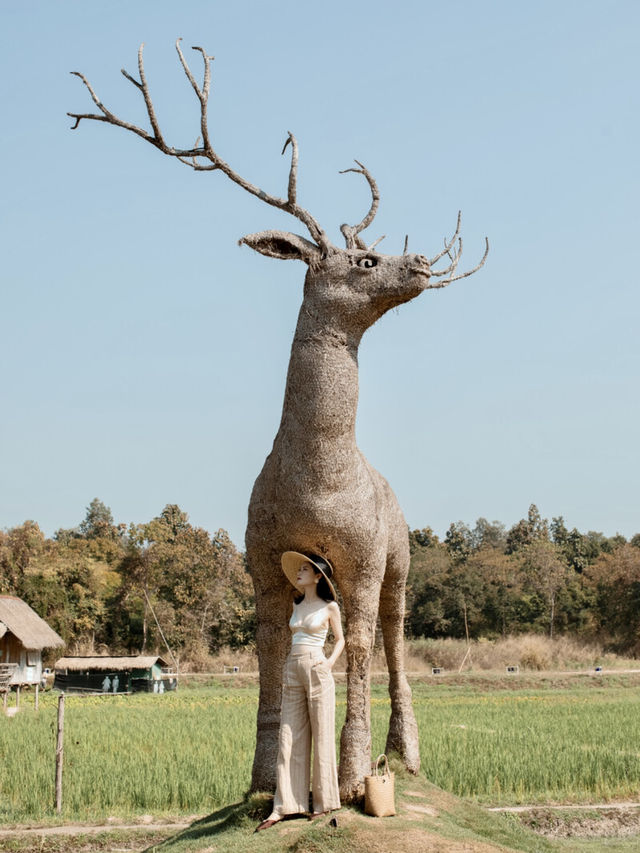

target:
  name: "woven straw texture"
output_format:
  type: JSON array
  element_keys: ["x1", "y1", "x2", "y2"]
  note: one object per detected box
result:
[{"x1": 364, "y1": 755, "x2": 396, "y2": 817}]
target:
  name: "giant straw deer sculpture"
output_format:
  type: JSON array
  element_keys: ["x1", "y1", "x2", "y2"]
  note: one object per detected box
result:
[{"x1": 69, "y1": 41, "x2": 487, "y2": 801}]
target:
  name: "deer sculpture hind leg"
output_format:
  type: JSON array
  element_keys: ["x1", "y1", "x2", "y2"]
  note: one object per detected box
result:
[{"x1": 379, "y1": 537, "x2": 420, "y2": 772}]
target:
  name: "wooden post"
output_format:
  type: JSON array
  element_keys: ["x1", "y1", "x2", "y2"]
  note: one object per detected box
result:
[
  {"x1": 16, "y1": 685, "x2": 20, "y2": 710},
  {"x1": 35, "y1": 683, "x2": 39, "y2": 712},
  {"x1": 55, "y1": 694, "x2": 65, "y2": 814},
  {"x1": 2, "y1": 690, "x2": 6, "y2": 712}
]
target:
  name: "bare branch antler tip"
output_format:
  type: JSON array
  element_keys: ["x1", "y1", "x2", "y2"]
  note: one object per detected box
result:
[
  {"x1": 339, "y1": 159, "x2": 367, "y2": 176},
  {"x1": 367, "y1": 235, "x2": 386, "y2": 251},
  {"x1": 191, "y1": 45, "x2": 212, "y2": 60},
  {"x1": 281, "y1": 132, "x2": 295, "y2": 156},
  {"x1": 121, "y1": 67, "x2": 142, "y2": 88},
  {"x1": 339, "y1": 158, "x2": 379, "y2": 246}
]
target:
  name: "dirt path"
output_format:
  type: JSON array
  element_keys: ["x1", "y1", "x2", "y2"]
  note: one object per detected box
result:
[
  {"x1": 489, "y1": 802, "x2": 640, "y2": 813},
  {"x1": 4, "y1": 803, "x2": 640, "y2": 837},
  {"x1": 0, "y1": 820, "x2": 192, "y2": 838}
]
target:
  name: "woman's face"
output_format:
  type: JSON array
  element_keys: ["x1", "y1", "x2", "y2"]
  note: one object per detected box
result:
[{"x1": 296, "y1": 562, "x2": 320, "y2": 591}]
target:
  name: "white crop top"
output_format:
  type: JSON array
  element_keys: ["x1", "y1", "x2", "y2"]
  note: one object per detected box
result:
[{"x1": 290, "y1": 602, "x2": 331, "y2": 647}]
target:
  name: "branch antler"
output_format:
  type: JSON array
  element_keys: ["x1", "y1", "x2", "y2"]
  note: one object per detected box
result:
[
  {"x1": 426, "y1": 212, "x2": 489, "y2": 288},
  {"x1": 68, "y1": 41, "x2": 331, "y2": 252},
  {"x1": 339, "y1": 160, "x2": 380, "y2": 250}
]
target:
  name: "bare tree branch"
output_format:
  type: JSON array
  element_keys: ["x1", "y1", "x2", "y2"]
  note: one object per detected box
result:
[
  {"x1": 68, "y1": 41, "x2": 331, "y2": 252},
  {"x1": 430, "y1": 237, "x2": 462, "y2": 277},
  {"x1": 427, "y1": 237, "x2": 489, "y2": 288},
  {"x1": 68, "y1": 71, "x2": 157, "y2": 145},
  {"x1": 339, "y1": 160, "x2": 380, "y2": 249},
  {"x1": 68, "y1": 40, "x2": 488, "y2": 274},
  {"x1": 120, "y1": 68, "x2": 142, "y2": 90},
  {"x1": 367, "y1": 235, "x2": 386, "y2": 251},
  {"x1": 136, "y1": 43, "x2": 165, "y2": 147},
  {"x1": 281, "y1": 133, "x2": 298, "y2": 206},
  {"x1": 175, "y1": 39, "x2": 204, "y2": 100},
  {"x1": 175, "y1": 40, "x2": 214, "y2": 154},
  {"x1": 428, "y1": 211, "x2": 461, "y2": 265}
]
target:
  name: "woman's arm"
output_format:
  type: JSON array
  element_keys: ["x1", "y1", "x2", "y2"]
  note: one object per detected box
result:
[{"x1": 325, "y1": 601, "x2": 345, "y2": 668}]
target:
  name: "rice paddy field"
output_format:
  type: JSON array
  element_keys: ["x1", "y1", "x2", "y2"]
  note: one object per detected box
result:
[{"x1": 2, "y1": 678, "x2": 640, "y2": 823}]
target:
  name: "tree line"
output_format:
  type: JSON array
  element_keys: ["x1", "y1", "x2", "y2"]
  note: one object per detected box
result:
[
  {"x1": 1, "y1": 500, "x2": 639, "y2": 663},
  {"x1": 407, "y1": 505, "x2": 640, "y2": 653},
  {"x1": 0, "y1": 500, "x2": 254, "y2": 667}
]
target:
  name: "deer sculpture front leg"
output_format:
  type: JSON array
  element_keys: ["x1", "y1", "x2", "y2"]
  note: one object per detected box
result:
[
  {"x1": 246, "y1": 545, "x2": 292, "y2": 792},
  {"x1": 338, "y1": 570, "x2": 384, "y2": 801}
]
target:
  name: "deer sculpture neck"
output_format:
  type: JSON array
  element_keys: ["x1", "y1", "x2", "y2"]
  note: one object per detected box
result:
[
  {"x1": 240, "y1": 232, "x2": 446, "y2": 485},
  {"x1": 281, "y1": 313, "x2": 360, "y2": 446}
]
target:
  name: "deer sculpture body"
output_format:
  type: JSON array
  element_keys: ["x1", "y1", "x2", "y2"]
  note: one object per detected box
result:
[{"x1": 69, "y1": 41, "x2": 487, "y2": 801}]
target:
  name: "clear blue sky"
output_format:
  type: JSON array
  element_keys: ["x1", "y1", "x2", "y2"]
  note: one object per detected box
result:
[{"x1": 1, "y1": 0, "x2": 638, "y2": 546}]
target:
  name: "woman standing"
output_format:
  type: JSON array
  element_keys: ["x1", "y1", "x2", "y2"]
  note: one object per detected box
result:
[{"x1": 256, "y1": 552, "x2": 344, "y2": 831}]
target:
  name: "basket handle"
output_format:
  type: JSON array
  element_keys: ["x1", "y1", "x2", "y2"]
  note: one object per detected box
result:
[{"x1": 373, "y1": 754, "x2": 390, "y2": 777}]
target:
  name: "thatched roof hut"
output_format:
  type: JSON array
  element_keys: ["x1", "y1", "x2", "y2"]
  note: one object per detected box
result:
[
  {"x1": 0, "y1": 595, "x2": 65, "y2": 688},
  {"x1": 0, "y1": 596, "x2": 65, "y2": 649},
  {"x1": 54, "y1": 655, "x2": 177, "y2": 694},
  {"x1": 55, "y1": 655, "x2": 168, "y2": 671}
]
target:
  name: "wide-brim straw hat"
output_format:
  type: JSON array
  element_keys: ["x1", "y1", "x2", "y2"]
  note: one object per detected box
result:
[{"x1": 281, "y1": 551, "x2": 337, "y2": 600}]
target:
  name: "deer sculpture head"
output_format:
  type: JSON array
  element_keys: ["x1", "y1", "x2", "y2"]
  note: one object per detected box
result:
[
  {"x1": 68, "y1": 40, "x2": 488, "y2": 339},
  {"x1": 241, "y1": 216, "x2": 479, "y2": 341}
]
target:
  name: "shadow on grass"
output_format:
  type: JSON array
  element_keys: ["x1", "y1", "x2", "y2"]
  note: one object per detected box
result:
[
  {"x1": 145, "y1": 794, "x2": 296, "y2": 850},
  {"x1": 147, "y1": 802, "x2": 250, "y2": 849}
]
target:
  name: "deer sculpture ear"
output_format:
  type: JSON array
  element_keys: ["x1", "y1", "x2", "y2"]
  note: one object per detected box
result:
[{"x1": 239, "y1": 230, "x2": 323, "y2": 264}]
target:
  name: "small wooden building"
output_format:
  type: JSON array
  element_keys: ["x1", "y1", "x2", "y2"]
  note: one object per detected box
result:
[
  {"x1": 54, "y1": 655, "x2": 177, "y2": 694},
  {"x1": 0, "y1": 595, "x2": 65, "y2": 689}
]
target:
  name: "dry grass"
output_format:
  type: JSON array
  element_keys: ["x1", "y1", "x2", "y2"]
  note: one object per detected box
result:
[
  {"x1": 179, "y1": 646, "x2": 259, "y2": 674},
  {"x1": 392, "y1": 635, "x2": 634, "y2": 674},
  {"x1": 178, "y1": 635, "x2": 638, "y2": 679}
]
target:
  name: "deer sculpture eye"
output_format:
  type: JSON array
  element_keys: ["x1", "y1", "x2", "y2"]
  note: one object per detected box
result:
[{"x1": 357, "y1": 256, "x2": 378, "y2": 269}]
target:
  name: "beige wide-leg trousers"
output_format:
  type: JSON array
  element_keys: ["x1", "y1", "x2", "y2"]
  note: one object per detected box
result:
[{"x1": 273, "y1": 648, "x2": 340, "y2": 815}]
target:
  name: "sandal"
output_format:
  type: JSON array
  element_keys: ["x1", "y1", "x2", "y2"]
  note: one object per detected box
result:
[{"x1": 254, "y1": 818, "x2": 281, "y2": 832}]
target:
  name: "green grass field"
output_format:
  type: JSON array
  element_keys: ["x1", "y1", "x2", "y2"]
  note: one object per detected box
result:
[{"x1": 2, "y1": 679, "x2": 640, "y2": 823}]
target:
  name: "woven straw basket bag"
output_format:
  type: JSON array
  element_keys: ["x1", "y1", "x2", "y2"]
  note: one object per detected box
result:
[{"x1": 364, "y1": 754, "x2": 395, "y2": 817}]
